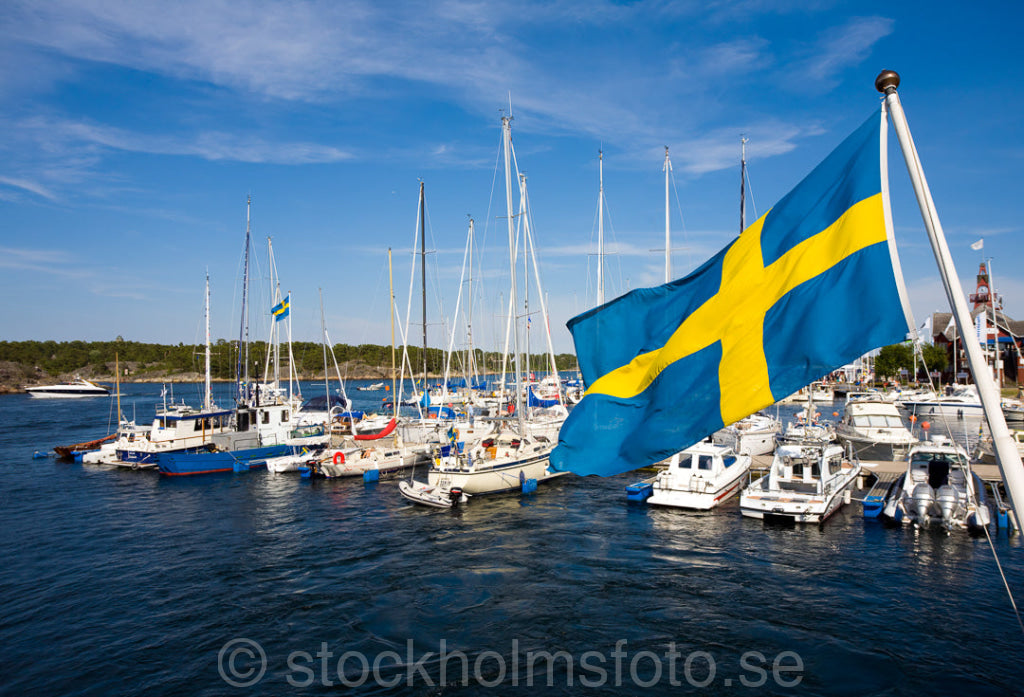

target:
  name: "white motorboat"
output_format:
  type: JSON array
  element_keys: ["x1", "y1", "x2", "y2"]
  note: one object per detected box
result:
[
  {"x1": 398, "y1": 479, "x2": 469, "y2": 509},
  {"x1": 713, "y1": 413, "x2": 780, "y2": 456},
  {"x1": 357, "y1": 382, "x2": 385, "y2": 391},
  {"x1": 644, "y1": 440, "x2": 751, "y2": 510},
  {"x1": 900, "y1": 384, "x2": 984, "y2": 424},
  {"x1": 304, "y1": 441, "x2": 429, "y2": 478},
  {"x1": 1001, "y1": 399, "x2": 1024, "y2": 427},
  {"x1": 836, "y1": 399, "x2": 917, "y2": 461},
  {"x1": 265, "y1": 447, "x2": 325, "y2": 473},
  {"x1": 26, "y1": 377, "x2": 109, "y2": 398},
  {"x1": 740, "y1": 442, "x2": 861, "y2": 524},
  {"x1": 881, "y1": 438, "x2": 991, "y2": 531},
  {"x1": 975, "y1": 429, "x2": 1024, "y2": 465},
  {"x1": 779, "y1": 381, "x2": 834, "y2": 405}
]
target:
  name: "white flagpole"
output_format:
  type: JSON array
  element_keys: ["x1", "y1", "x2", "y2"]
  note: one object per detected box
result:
[{"x1": 877, "y1": 70, "x2": 1024, "y2": 527}]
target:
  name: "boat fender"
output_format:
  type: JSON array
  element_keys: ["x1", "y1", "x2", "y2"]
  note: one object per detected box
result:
[{"x1": 333, "y1": 451, "x2": 346, "y2": 465}]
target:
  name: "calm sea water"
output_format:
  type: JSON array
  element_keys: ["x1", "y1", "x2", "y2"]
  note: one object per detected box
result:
[{"x1": 2, "y1": 382, "x2": 1022, "y2": 696}]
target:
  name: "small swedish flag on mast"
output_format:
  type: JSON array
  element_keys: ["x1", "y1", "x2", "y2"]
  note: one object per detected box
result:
[{"x1": 271, "y1": 294, "x2": 290, "y2": 322}]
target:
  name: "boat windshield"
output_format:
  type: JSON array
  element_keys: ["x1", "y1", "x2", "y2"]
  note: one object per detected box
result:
[
  {"x1": 854, "y1": 414, "x2": 905, "y2": 428},
  {"x1": 910, "y1": 451, "x2": 967, "y2": 469},
  {"x1": 676, "y1": 454, "x2": 693, "y2": 469},
  {"x1": 697, "y1": 455, "x2": 713, "y2": 471}
]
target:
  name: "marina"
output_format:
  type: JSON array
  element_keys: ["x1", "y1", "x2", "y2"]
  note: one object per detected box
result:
[{"x1": 2, "y1": 382, "x2": 1023, "y2": 695}]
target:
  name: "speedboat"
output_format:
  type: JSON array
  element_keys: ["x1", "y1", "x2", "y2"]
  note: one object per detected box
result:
[
  {"x1": 974, "y1": 429, "x2": 1024, "y2": 465},
  {"x1": 26, "y1": 377, "x2": 109, "y2": 398},
  {"x1": 357, "y1": 382, "x2": 385, "y2": 391},
  {"x1": 900, "y1": 384, "x2": 984, "y2": 426},
  {"x1": 712, "y1": 412, "x2": 780, "y2": 456},
  {"x1": 740, "y1": 442, "x2": 861, "y2": 524},
  {"x1": 644, "y1": 440, "x2": 751, "y2": 509},
  {"x1": 836, "y1": 399, "x2": 917, "y2": 461},
  {"x1": 880, "y1": 438, "x2": 991, "y2": 531}
]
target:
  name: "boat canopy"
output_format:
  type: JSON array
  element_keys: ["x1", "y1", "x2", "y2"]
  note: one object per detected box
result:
[
  {"x1": 527, "y1": 387, "x2": 558, "y2": 408},
  {"x1": 299, "y1": 395, "x2": 351, "y2": 412}
]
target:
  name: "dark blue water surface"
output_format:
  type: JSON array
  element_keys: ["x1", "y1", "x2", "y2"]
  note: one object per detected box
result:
[{"x1": 2, "y1": 382, "x2": 1023, "y2": 696}]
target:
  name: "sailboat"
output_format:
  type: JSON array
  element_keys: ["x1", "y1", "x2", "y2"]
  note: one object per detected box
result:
[
  {"x1": 302, "y1": 250, "x2": 433, "y2": 479},
  {"x1": 113, "y1": 273, "x2": 237, "y2": 468},
  {"x1": 419, "y1": 115, "x2": 567, "y2": 497},
  {"x1": 158, "y1": 198, "x2": 296, "y2": 475}
]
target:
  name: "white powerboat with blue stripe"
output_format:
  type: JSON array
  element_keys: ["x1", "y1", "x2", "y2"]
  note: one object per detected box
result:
[{"x1": 26, "y1": 377, "x2": 109, "y2": 398}]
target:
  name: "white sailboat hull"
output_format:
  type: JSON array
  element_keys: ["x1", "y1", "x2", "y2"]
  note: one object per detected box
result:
[{"x1": 428, "y1": 453, "x2": 565, "y2": 495}]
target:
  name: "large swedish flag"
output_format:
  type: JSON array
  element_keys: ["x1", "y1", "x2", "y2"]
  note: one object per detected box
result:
[{"x1": 550, "y1": 110, "x2": 909, "y2": 477}]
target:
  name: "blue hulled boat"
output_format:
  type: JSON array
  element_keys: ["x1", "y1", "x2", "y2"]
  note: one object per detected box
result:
[{"x1": 158, "y1": 442, "x2": 293, "y2": 475}]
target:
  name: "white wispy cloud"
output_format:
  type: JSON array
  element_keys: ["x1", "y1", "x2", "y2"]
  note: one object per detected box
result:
[
  {"x1": 0, "y1": 246, "x2": 92, "y2": 278},
  {"x1": 0, "y1": 0, "x2": 891, "y2": 204},
  {"x1": 52, "y1": 119, "x2": 353, "y2": 164},
  {"x1": 0, "y1": 176, "x2": 58, "y2": 201},
  {"x1": 792, "y1": 16, "x2": 895, "y2": 86}
]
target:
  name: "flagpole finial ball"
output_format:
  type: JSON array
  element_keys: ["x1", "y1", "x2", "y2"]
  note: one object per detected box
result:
[{"x1": 875, "y1": 70, "x2": 900, "y2": 94}]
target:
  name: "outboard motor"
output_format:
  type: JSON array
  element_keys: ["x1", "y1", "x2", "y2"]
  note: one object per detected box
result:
[
  {"x1": 935, "y1": 485, "x2": 959, "y2": 528},
  {"x1": 448, "y1": 487, "x2": 464, "y2": 509},
  {"x1": 911, "y1": 483, "x2": 935, "y2": 526}
]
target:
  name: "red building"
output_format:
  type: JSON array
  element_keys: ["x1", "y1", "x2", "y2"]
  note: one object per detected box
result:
[{"x1": 931, "y1": 263, "x2": 1024, "y2": 385}]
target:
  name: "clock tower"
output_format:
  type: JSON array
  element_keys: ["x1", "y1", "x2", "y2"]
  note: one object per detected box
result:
[{"x1": 968, "y1": 262, "x2": 995, "y2": 310}]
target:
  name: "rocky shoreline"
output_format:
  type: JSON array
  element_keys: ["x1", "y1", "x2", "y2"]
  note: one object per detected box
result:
[{"x1": 0, "y1": 360, "x2": 401, "y2": 396}]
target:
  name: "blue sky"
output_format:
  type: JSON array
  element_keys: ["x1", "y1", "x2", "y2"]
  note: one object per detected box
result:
[{"x1": 2, "y1": 0, "x2": 1021, "y2": 357}]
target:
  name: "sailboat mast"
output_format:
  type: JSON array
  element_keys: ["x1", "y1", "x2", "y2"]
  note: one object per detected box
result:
[
  {"x1": 419, "y1": 181, "x2": 427, "y2": 388},
  {"x1": 740, "y1": 137, "x2": 748, "y2": 234},
  {"x1": 319, "y1": 287, "x2": 330, "y2": 408},
  {"x1": 389, "y1": 248, "x2": 397, "y2": 417},
  {"x1": 520, "y1": 173, "x2": 530, "y2": 389},
  {"x1": 664, "y1": 146, "x2": 671, "y2": 283},
  {"x1": 597, "y1": 149, "x2": 605, "y2": 307},
  {"x1": 205, "y1": 272, "x2": 212, "y2": 411},
  {"x1": 237, "y1": 195, "x2": 252, "y2": 406},
  {"x1": 467, "y1": 218, "x2": 476, "y2": 383},
  {"x1": 115, "y1": 352, "x2": 121, "y2": 426},
  {"x1": 502, "y1": 116, "x2": 524, "y2": 430},
  {"x1": 267, "y1": 237, "x2": 281, "y2": 396}
]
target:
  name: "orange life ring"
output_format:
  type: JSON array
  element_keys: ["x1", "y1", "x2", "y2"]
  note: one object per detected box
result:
[{"x1": 333, "y1": 451, "x2": 345, "y2": 465}]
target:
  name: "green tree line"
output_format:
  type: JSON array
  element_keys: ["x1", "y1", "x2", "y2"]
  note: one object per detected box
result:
[
  {"x1": 0, "y1": 340, "x2": 579, "y2": 378},
  {"x1": 873, "y1": 342, "x2": 950, "y2": 381}
]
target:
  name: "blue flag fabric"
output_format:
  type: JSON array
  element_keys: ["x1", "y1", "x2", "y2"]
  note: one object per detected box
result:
[
  {"x1": 271, "y1": 295, "x2": 290, "y2": 321},
  {"x1": 550, "y1": 110, "x2": 908, "y2": 477}
]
